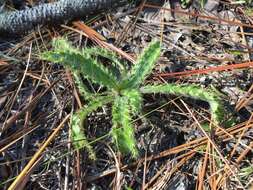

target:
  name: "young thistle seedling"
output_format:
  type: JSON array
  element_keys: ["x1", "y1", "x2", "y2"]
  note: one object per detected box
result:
[{"x1": 41, "y1": 38, "x2": 226, "y2": 158}]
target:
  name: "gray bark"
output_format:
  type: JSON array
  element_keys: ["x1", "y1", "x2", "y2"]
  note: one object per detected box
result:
[{"x1": 0, "y1": 0, "x2": 128, "y2": 36}]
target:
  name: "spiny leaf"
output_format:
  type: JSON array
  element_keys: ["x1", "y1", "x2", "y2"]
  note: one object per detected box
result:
[
  {"x1": 111, "y1": 96, "x2": 138, "y2": 157},
  {"x1": 73, "y1": 72, "x2": 93, "y2": 99},
  {"x1": 120, "y1": 40, "x2": 161, "y2": 89},
  {"x1": 71, "y1": 95, "x2": 114, "y2": 159},
  {"x1": 83, "y1": 47, "x2": 127, "y2": 73},
  {"x1": 51, "y1": 38, "x2": 79, "y2": 54},
  {"x1": 140, "y1": 84, "x2": 225, "y2": 126},
  {"x1": 72, "y1": 71, "x2": 111, "y2": 100},
  {"x1": 41, "y1": 46, "x2": 119, "y2": 90},
  {"x1": 71, "y1": 110, "x2": 95, "y2": 160},
  {"x1": 121, "y1": 89, "x2": 142, "y2": 114}
]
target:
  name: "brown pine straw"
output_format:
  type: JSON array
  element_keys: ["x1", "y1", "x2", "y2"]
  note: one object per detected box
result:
[
  {"x1": 0, "y1": 125, "x2": 40, "y2": 154},
  {"x1": 156, "y1": 61, "x2": 253, "y2": 78},
  {"x1": 8, "y1": 114, "x2": 70, "y2": 190},
  {"x1": 144, "y1": 3, "x2": 253, "y2": 29},
  {"x1": 210, "y1": 145, "x2": 217, "y2": 189},
  {"x1": 2, "y1": 43, "x2": 32, "y2": 134},
  {"x1": 236, "y1": 83, "x2": 253, "y2": 111},
  {"x1": 150, "y1": 152, "x2": 196, "y2": 189},
  {"x1": 197, "y1": 142, "x2": 210, "y2": 190},
  {"x1": 1, "y1": 79, "x2": 59, "y2": 132},
  {"x1": 0, "y1": 60, "x2": 8, "y2": 65},
  {"x1": 86, "y1": 120, "x2": 252, "y2": 183},
  {"x1": 216, "y1": 113, "x2": 253, "y2": 188},
  {"x1": 145, "y1": 150, "x2": 196, "y2": 189},
  {"x1": 236, "y1": 141, "x2": 253, "y2": 164},
  {"x1": 65, "y1": 68, "x2": 83, "y2": 190},
  {"x1": 182, "y1": 100, "x2": 247, "y2": 189},
  {"x1": 229, "y1": 113, "x2": 253, "y2": 160},
  {"x1": 61, "y1": 22, "x2": 135, "y2": 63}
]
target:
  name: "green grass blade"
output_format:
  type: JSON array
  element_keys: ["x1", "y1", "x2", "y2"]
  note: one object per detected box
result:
[
  {"x1": 71, "y1": 95, "x2": 114, "y2": 159},
  {"x1": 141, "y1": 84, "x2": 225, "y2": 126},
  {"x1": 111, "y1": 96, "x2": 138, "y2": 157},
  {"x1": 120, "y1": 40, "x2": 161, "y2": 89}
]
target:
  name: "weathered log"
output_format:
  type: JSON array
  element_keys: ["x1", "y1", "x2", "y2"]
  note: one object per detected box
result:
[{"x1": 0, "y1": 0, "x2": 129, "y2": 36}]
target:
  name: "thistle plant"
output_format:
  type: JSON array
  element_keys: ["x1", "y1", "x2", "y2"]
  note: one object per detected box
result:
[{"x1": 41, "y1": 38, "x2": 226, "y2": 158}]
